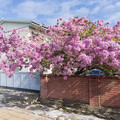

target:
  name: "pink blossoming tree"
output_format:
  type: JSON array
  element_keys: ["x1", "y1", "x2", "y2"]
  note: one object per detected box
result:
[{"x1": 0, "y1": 17, "x2": 120, "y2": 79}]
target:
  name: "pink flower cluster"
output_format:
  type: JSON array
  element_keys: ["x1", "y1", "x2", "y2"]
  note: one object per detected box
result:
[{"x1": 0, "y1": 17, "x2": 120, "y2": 78}]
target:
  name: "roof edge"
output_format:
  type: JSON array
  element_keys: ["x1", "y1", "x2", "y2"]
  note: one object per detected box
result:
[{"x1": 0, "y1": 19, "x2": 47, "y2": 29}]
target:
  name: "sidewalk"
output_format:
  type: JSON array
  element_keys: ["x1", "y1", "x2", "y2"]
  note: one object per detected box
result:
[
  {"x1": 0, "y1": 109, "x2": 33, "y2": 120},
  {"x1": 0, "y1": 87, "x2": 104, "y2": 120},
  {"x1": 0, "y1": 108, "x2": 50, "y2": 120},
  {"x1": 0, "y1": 107, "x2": 105, "y2": 120}
]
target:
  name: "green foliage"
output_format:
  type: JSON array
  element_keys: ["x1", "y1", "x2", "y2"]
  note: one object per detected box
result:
[{"x1": 74, "y1": 16, "x2": 79, "y2": 19}]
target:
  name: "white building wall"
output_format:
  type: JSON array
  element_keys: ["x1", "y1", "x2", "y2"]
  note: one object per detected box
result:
[
  {"x1": 2, "y1": 22, "x2": 30, "y2": 31},
  {"x1": 0, "y1": 24, "x2": 31, "y2": 72},
  {"x1": 0, "y1": 22, "x2": 41, "y2": 90},
  {"x1": 0, "y1": 22, "x2": 52, "y2": 74}
]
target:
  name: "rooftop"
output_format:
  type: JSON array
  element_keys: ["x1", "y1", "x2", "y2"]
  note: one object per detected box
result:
[{"x1": 0, "y1": 19, "x2": 47, "y2": 29}]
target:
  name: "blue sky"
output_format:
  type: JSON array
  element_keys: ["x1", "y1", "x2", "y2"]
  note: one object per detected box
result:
[{"x1": 1, "y1": 0, "x2": 120, "y2": 26}]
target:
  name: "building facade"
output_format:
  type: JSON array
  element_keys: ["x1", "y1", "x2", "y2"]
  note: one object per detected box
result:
[{"x1": 0, "y1": 19, "x2": 51, "y2": 91}]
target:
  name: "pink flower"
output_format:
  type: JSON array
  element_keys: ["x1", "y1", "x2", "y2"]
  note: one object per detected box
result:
[
  {"x1": 0, "y1": 16, "x2": 120, "y2": 78},
  {"x1": 64, "y1": 76, "x2": 67, "y2": 80}
]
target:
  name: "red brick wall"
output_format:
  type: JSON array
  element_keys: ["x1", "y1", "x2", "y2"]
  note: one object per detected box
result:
[
  {"x1": 40, "y1": 75, "x2": 89, "y2": 104},
  {"x1": 40, "y1": 75, "x2": 120, "y2": 108},
  {"x1": 89, "y1": 77, "x2": 100, "y2": 106},
  {"x1": 99, "y1": 77, "x2": 120, "y2": 108}
]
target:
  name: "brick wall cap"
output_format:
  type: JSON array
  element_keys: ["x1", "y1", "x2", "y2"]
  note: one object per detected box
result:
[{"x1": 40, "y1": 74, "x2": 120, "y2": 79}]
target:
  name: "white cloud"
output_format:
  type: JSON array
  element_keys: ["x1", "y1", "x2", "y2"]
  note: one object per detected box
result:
[
  {"x1": 57, "y1": 0, "x2": 85, "y2": 20},
  {"x1": 87, "y1": 0, "x2": 113, "y2": 6},
  {"x1": 103, "y1": 5, "x2": 115, "y2": 12},
  {"x1": 0, "y1": 0, "x2": 12, "y2": 18},
  {"x1": 75, "y1": 7, "x2": 89, "y2": 16},
  {"x1": 12, "y1": 0, "x2": 83, "y2": 25},
  {"x1": 100, "y1": 1, "x2": 120, "y2": 25},
  {"x1": 116, "y1": 1, "x2": 120, "y2": 6},
  {"x1": 10, "y1": 0, "x2": 120, "y2": 26},
  {"x1": 60, "y1": 0, "x2": 80, "y2": 11},
  {"x1": 46, "y1": 18, "x2": 58, "y2": 26},
  {"x1": 91, "y1": 6, "x2": 100, "y2": 14},
  {"x1": 0, "y1": 0, "x2": 12, "y2": 8},
  {"x1": 12, "y1": 0, "x2": 59, "y2": 19},
  {"x1": 106, "y1": 12, "x2": 120, "y2": 24}
]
